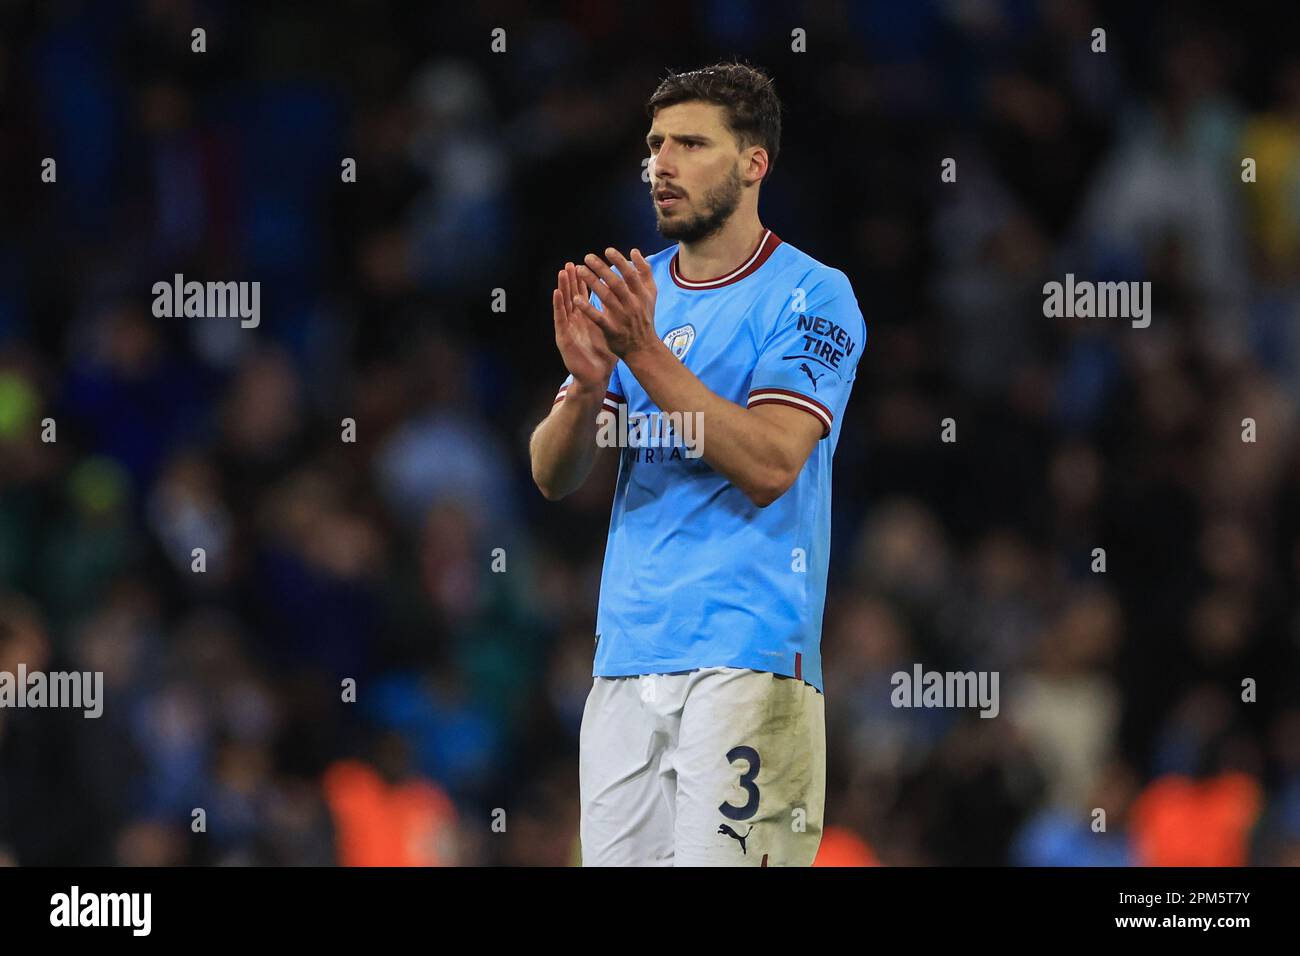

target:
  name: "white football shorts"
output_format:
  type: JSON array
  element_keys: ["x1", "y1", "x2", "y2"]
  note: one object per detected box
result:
[{"x1": 579, "y1": 665, "x2": 826, "y2": 866}]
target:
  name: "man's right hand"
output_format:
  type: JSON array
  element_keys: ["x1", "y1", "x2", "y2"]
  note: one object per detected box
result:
[
  {"x1": 553, "y1": 262, "x2": 616, "y2": 392},
  {"x1": 533, "y1": 264, "x2": 619, "y2": 501}
]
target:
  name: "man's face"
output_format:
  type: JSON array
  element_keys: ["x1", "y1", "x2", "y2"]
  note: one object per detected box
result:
[{"x1": 646, "y1": 101, "x2": 748, "y2": 244}]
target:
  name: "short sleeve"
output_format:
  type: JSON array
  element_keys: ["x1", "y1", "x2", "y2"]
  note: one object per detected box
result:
[
  {"x1": 746, "y1": 269, "x2": 866, "y2": 439},
  {"x1": 553, "y1": 289, "x2": 626, "y2": 413}
]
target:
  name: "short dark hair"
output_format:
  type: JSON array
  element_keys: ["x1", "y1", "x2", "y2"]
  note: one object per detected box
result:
[{"x1": 645, "y1": 60, "x2": 782, "y2": 181}]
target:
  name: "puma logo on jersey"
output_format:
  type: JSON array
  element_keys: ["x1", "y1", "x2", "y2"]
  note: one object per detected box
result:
[
  {"x1": 799, "y1": 363, "x2": 823, "y2": 390},
  {"x1": 717, "y1": 823, "x2": 753, "y2": 854}
]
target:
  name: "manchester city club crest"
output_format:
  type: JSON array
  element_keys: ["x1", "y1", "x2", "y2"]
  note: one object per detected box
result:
[{"x1": 663, "y1": 324, "x2": 696, "y2": 360}]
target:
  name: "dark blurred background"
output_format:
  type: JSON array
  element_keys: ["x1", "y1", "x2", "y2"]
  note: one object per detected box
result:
[{"x1": 0, "y1": 0, "x2": 1298, "y2": 866}]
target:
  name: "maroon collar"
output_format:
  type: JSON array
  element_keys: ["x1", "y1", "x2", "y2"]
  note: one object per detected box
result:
[{"x1": 669, "y1": 229, "x2": 782, "y2": 290}]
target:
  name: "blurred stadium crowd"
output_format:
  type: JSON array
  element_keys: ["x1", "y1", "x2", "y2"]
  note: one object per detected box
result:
[{"x1": 1, "y1": 0, "x2": 1299, "y2": 865}]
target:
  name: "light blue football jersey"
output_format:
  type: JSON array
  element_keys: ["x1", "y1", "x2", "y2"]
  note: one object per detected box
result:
[{"x1": 552, "y1": 229, "x2": 866, "y2": 693}]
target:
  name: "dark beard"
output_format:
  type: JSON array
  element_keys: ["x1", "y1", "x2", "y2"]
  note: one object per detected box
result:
[{"x1": 655, "y1": 167, "x2": 744, "y2": 244}]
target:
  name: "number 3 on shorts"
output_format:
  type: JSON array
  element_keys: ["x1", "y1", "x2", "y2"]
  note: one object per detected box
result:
[{"x1": 718, "y1": 745, "x2": 761, "y2": 821}]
